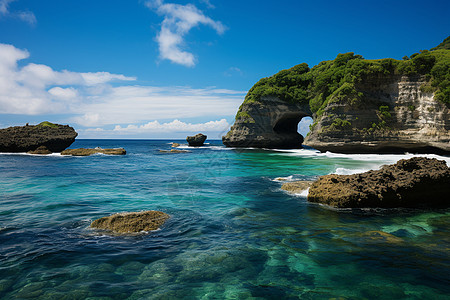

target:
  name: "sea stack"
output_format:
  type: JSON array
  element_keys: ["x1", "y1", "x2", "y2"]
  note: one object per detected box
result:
[
  {"x1": 187, "y1": 133, "x2": 207, "y2": 146},
  {"x1": 0, "y1": 122, "x2": 78, "y2": 153}
]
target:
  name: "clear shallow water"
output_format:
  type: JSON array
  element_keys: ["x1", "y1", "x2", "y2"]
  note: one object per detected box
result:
[{"x1": 0, "y1": 139, "x2": 449, "y2": 299}]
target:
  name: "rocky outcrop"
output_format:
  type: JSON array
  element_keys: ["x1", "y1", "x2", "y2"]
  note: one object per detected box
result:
[
  {"x1": 27, "y1": 146, "x2": 52, "y2": 155},
  {"x1": 281, "y1": 180, "x2": 313, "y2": 194},
  {"x1": 223, "y1": 42, "x2": 450, "y2": 154},
  {"x1": 159, "y1": 149, "x2": 191, "y2": 153},
  {"x1": 0, "y1": 122, "x2": 77, "y2": 153},
  {"x1": 187, "y1": 133, "x2": 207, "y2": 146},
  {"x1": 307, "y1": 157, "x2": 450, "y2": 208},
  {"x1": 304, "y1": 75, "x2": 450, "y2": 154},
  {"x1": 172, "y1": 143, "x2": 180, "y2": 148},
  {"x1": 61, "y1": 148, "x2": 126, "y2": 156},
  {"x1": 90, "y1": 211, "x2": 170, "y2": 233},
  {"x1": 223, "y1": 96, "x2": 311, "y2": 148}
]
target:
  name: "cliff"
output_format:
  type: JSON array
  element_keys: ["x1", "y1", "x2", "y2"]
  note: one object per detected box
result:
[
  {"x1": 223, "y1": 37, "x2": 450, "y2": 154},
  {"x1": 0, "y1": 122, "x2": 78, "y2": 153}
]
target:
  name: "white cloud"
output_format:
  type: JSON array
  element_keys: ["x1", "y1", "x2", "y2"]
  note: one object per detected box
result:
[
  {"x1": 0, "y1": 0, "x2": 36, "y2": 25},
  {"x1": 0, "y1": 43, "x2": 245, "y2": 131},
  {"x1": 0, "y1": 43, "x2": 136, "y2": 115},
  {"x1": 146, "y1": 0, "x2": 226, "y2": 67},
  {"x1": 113, "y1": 118, "x2": 229, "y2": 133}
]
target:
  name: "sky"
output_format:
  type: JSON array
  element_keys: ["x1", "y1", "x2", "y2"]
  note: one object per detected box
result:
[{"x1": 0, "y1": 0, "x2": 449, "y2": 139}]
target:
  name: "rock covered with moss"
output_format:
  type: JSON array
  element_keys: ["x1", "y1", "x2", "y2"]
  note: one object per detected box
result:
[
  {"x1": 0, "y1": 122, "x2": 77, "y2": 153},
  {"x1": 90, "y1": 211, "x2": 170, "y2": 233},
  {"x1": 307, "y1": 157, "x2": 450, "y2": 208},
  {"x1": 223, "y1": 37, "x2": 450, "y2": 154}
]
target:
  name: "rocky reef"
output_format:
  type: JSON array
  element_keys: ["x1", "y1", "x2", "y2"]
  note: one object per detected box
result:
[
  {"x1": 307, "y1": 157, "x2": 450, "y2": 208},
  {"x1": 223, "y1": 38, "x2": 450, "y2": 154},
  {"x1": 90, "y1": 211, "x2": 170, "y2": 234},
  {"x1": 61, "y1": 148, "x2": 126, "y2": 156},
  {"x1": 0, "y1": 122, "x2": 77, "y2": 153},
  {"x1": 187, "y1": 133, "x2": 207, "y2": 146}
]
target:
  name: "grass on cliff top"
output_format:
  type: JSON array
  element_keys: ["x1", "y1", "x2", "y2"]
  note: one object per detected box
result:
[
  {"x1": 241, "y1": 37, "x2": 450, "y2": 119},
  {"x1": 38, "y1": 121, "x2": 59, "y2": 128}
]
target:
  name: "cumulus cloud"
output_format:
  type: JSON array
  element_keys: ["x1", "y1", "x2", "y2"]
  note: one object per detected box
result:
[
  {"x1": 113, "y1": 119, "x2": 229, "y2": 133},
  {"x1": 0, "y1": 43, "x2": 136, "y2": 115},
  {"x1": 0, "y1": 0, "x2": 36, "y2": 25},
  {"x1": 146, "y1": 0, "x2": 226, "y2": 67},
  {"x1": 0, "y1": 43, "x2": 245, "y2": 131}
]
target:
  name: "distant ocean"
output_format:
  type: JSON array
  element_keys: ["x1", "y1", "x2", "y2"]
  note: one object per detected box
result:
[{"x1": 1, "y1": 139, "x2": 449, "y2": 299}]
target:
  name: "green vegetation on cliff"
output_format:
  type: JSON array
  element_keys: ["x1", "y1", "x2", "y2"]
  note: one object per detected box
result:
[
  {"x1": 241, "y1": 36, "x2": 450, "y2": 120},
  {"x1": 38, "y1": 121, "x2": 59, "y2": 128}
]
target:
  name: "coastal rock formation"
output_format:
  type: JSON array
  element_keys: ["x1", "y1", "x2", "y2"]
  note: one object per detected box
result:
[
  {"x1": 159, "y1": 149, "x2": 191, "y2": 153},
  {"x1": 281, "y1": 180, "x2": 313, "y2": 194},
  {"x1": 223, "y1": 96, "x2": 311, "y2": 148},
  {"x1": 187, "y1": 133, "x2": 207, "y2": 146},
  {"x1": 90, "y1": 211, "x2": 170, "y2": 233},
  {"x1": 172, "y1": 143, "x2": 180, "y2": 147},
  {"x1": 27, "y1": 146, "x2": 52, "y2": 155},
  {"x1": 304, "y1": 75, "x2": 450, "y2": 154},
  {"x1": 223, "y1": 38, "x2": 450, "y2": 154},
  {"x1": 0, "y1": 122, "x2": 77, "y2": 153},
  {"x1": 61, "y1": 148, "x2": 126, "y2": 156},
  {"x1": 307, "y1": 157, "x2": 450, "y2": 208}
]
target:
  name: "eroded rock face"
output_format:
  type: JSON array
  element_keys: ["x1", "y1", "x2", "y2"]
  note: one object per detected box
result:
[
  {"x1": 61, "y1": 148, "x2": 126, "y2": 156},
  {"x1": 90, "y1": 211, "x2": 170, "y2": 233},
  {"x1": 223, "y1": 96, "x2": 312, "y2": 148},
  {"x1": 0, "y1": 123, "x2": 77, "y2": 153},
  {"x1": 307, "y1": 157, "x2": 450, "y2": 208},
  {"x1": 304, "y1": 75, "x2": 450, "y2": 154},
  {"x1": 187, "y1": 133, "x2": 207, "y2": 146}
]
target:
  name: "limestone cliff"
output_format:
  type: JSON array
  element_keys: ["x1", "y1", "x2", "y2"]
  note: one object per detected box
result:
[
  {"x1": 223, "y1": 39, "x2": 450, "y2": 154},
  {"x1": 304, "y1": 75, "x2": 450, "y2": 154}
]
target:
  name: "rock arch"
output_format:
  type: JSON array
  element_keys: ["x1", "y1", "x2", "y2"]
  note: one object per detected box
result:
[{"x1": 222, "y1": 96, "x2": 312, "y2": 149}]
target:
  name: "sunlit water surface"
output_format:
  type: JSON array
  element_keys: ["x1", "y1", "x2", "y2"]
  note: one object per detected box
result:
[{"x1": 0, "y1": 140, "x2": 449, "y2": 299}]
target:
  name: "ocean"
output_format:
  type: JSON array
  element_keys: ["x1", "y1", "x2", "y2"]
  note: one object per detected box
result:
[{"x1": 0, "y1": 139, "x2": 449, "y2": 299}]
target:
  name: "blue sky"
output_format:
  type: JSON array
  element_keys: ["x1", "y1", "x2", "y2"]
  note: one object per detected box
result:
[{"x1": 0, "y1": 0, "x2": 449, "y2": 138}]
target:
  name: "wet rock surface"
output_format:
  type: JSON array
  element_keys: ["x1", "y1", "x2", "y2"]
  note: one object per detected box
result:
[
  {"x1": 307, "y1": 157, "x2": 450, "y2": 208},
  {"x1": 0, "y1": 123, "x2": 77, "y2": 153},
  {"x1": 90, "y1": 211, "x2": 170, "y2": 233},
  {"x1": 61, "y1": 148, "x2": 126, "y2": 156},
  {"x1": 187, "y1": 133, "x2": 207, "y2": 146}
]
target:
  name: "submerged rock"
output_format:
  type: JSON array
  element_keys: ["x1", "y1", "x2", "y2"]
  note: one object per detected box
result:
[
  {"x1": 307, "y1": 157, "x2": 450, "y2": 208},
  {"x1": 172, "y1": 143, "x2": 180, "y2": 147},
  {"x1": 0, "y1": 122, "x2": 77, "y2": 153},
  {"x1": 281, "y1": 181, "x2": 313, "y2": 194},
  {"x1": 90, "y1": 211, "x2": 170, "y2": 233},
  {"x1": 61, "y1": 148, "x2": 126, "y2": 156},
  {"x1": 27, "y1": 146, "x2": 52, "y2": 155},
  {"x1": 187, "y1": 133, "x2": 207, "y2": 146}
]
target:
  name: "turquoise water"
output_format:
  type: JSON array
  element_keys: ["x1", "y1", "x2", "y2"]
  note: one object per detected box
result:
[{"x1": 0, "y1": 140, "x2": 449, "y2": 299}]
